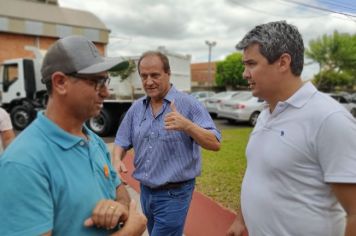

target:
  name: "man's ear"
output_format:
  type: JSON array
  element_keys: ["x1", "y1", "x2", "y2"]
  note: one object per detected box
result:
[
  {"x1": 51, "y1": 72, "x2": 69, "y2": 95},
  {"x1": 278, "y1": 53, "x2": 292, "y2": 73}
]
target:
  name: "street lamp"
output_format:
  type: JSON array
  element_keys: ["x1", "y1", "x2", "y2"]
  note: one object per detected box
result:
[{"x1": 205, "y1": 40, "x2": 217, "y2": 86}]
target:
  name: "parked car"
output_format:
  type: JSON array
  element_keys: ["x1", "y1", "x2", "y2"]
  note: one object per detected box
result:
[
  {"x1": 350, "y1": 93, "x2": 356, "y2": 104},
  {"x1": 190, "y1": 91, "x2": 215, "y2": 102},
  {"x1": 217, "y1": 91, "x2": 265, "y2": 126},
  {"x1": 329, "y1": 93, "x2": 356, "y2": 118},
  {"x1": 204, "y1": 91, "x2": 240, "y2": 117}
]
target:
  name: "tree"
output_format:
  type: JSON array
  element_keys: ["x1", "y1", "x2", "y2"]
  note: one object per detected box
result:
[
  {"x1": 215, "y1": 52, "x2": 247, "y2": 89},
  {"x1": 109, "y1": 60, "x2": 137, "y2": 99},
  {"x1": 110, "y1": 59, "x2": 136, "y2": 81},
  {"x1": 306, "y1": 31, "x2": 356, "y2": 91}
]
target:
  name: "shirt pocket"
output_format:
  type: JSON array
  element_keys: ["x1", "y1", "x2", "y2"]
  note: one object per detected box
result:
[{"x1": 158, "y1": 130, "x2": 183, "y2": 158}]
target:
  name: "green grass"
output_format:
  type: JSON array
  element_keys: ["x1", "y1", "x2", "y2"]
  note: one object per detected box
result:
[{"x1": 196, "y1": 128, "x2": 252, "y2": 212}]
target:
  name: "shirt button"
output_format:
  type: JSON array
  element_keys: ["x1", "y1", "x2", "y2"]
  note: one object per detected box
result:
[
  {"x1": 149, "y1": 146, "x2": 152, "y2": 149},
  {"x1": 80, "y1": 141, "x2": 85, "y2": 146}
]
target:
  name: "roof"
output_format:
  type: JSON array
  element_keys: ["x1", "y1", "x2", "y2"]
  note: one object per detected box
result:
[{"x1": 0, "y1": 0, "x2": 109, "y2": 43}]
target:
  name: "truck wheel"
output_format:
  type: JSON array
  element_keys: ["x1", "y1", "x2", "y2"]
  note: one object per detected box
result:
[
  {"x1": 10, "y1": 105, "x2": 34, "y2": 130},
  {"x1": 87, "y1": 109, "x2": 113, "y2": 137},
  {"x1": 249, "y1": 111, "x2": 260, "y2": 126}
]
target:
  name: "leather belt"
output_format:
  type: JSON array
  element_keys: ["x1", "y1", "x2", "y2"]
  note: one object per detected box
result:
[{"x1": 151, "y1": 179, "x2": 193, "y2": 191}]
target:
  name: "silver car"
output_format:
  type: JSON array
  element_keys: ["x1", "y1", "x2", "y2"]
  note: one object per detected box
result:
[
  {"x1": 190, "y1": 91, "x2": 216, "y2": 103},
  {"x1": 217, "y1": 91, "x2": 266, "y2": 126},
  {"x1": 204, "y1": 91, "x2": 240, "y2": 117}
]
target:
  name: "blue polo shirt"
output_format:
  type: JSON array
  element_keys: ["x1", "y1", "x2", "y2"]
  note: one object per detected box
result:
[
  {"x1": 115, "y1": 86, "x2": 221, "y2": 188},
  {"x1": 0, "y1": 112, "x2": 121, "y2": 236}
]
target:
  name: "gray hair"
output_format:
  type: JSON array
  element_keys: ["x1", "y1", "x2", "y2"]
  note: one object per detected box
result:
[
  {"x1": 137, "y1": 51, "x2": 171, "y2": 75},
  {"x1": 236, "y1": 21, "x2": 304, "y2": 76}
]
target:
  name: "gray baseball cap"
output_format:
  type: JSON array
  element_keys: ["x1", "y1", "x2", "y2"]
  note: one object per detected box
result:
[{"x1": 41, "y1": 35, "x2": 128, "y2": 83}]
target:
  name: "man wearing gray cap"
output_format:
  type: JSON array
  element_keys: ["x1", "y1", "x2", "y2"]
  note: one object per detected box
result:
[{"x1": 0, "y1": 36, "x2": 146, "y2": 236}]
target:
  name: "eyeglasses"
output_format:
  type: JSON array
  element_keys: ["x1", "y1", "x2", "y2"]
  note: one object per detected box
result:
[{"x1": 68, "y1": 73, "x2": 111, "y2": 91}]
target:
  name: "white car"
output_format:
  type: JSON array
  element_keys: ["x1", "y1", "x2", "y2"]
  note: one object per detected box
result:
[
  {"x1": 190, "y1": 91, "x2": 215, "y2": 102},
  {"x1": 217, "y1": 91, "x2": 266, "y2": 126},
  {"x1": 204, "y1": 91, "x2": 240, "y2": 117}
]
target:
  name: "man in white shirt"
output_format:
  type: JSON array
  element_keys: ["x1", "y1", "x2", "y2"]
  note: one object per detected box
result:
[{"x1": 227, "y1": 21, "x2": 356, "y2": 236}]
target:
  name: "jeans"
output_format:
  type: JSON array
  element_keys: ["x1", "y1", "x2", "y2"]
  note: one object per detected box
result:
[{"x1": 140, "y1": 179, "x2": 195, "y2": 236}]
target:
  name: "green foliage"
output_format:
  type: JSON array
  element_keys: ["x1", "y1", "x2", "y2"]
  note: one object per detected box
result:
[
  {"x1": 196, "y1": 128, "x2": 252, "y2": 212},
  {"x1": 215, "y1": 52, "x2": 247, "y2": 88},
  {"x1": 313, "y1": 70, "x2": 354, "y2": 92},
  {"x1": 306, "y1": 31, "x2": 356, "y2": 90},
  {"x1": 110, "y1": 59, "x2": 136, "y2": 81}
]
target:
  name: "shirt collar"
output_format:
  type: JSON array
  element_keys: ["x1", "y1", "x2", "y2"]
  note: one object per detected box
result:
[
  {"x1": 34, "y1": 112, "x2": 90, "y2": 149},
  {"x1": 142, "y1": 84, "x2": 177, "y2": 105},
  {"x1": 284, "y1": 81, "x2": 317, "y2": 108}
]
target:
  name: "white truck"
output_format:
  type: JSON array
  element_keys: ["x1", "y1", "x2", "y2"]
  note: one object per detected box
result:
[{"x1": 0, "y1": 46, "x2": 192, "y2": 136}]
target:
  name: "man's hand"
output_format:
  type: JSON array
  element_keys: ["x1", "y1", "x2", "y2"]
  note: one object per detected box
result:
[
  {"x1": 112, "y1": 158, "x2": 128, "y2": 185},
  {"x1": 164, "y1": 101, "x2": 191, "y2": 131},
  {"x1": 226, "y1": 217, "x2": 246, "y2": 236},
  {"x1": 165, "y1": 100, "x2": 221, "y2": 151},
  {"x1": 111, "y1": 200, "x2": 147, "y2": 236},
  {"x1": 84, "y1": 199, "x2": 128, "y2": 230}
]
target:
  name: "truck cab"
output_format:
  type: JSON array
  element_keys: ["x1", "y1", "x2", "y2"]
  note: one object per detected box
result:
[{"x1": 0, "y1": 53, "x2": 47, "y2": 130}]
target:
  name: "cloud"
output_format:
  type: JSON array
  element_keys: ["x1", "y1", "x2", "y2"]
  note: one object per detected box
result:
[{"x1": 60, "y1": 0, "x2": 356, "y2": 79}]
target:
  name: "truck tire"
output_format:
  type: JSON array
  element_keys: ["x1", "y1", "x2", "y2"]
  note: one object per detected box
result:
[
  {"x1": 10, "y1": 105, "x2": 35, "y2": 130},
  {"x1": 87, "y1": 109, "x2": 113, "y2": 137}
]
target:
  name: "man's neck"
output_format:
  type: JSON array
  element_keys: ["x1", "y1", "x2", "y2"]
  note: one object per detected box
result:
[
  {"x1": 268, "y1": 77, "x2": 303, "y2": 112},
  {"x1": 45, "y1": 100, "x2": 86, "y2": 138}
]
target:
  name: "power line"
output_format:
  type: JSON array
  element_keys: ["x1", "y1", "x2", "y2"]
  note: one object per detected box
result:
[
  {"x1": 317, "y1": 0, "x2": 356, "y2": 12},
  {"x1": 279, "y1": 0, "x2": 356, "y2": 18},
  {"x1": 230, "y1": 0, "x2": 328, "y2": 18},
  {"x1": 229, "y1": 0, "x2": 356, "y2": 23}
]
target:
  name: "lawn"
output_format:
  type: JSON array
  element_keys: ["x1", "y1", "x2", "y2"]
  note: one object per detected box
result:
[{"x1": 195, "y1": 128, "x2": 252, "y2": 213}]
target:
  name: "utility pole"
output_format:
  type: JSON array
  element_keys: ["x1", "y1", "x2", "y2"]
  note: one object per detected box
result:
[{"x1": 205, "y1": 40, "x2": 216, "y2": 86}]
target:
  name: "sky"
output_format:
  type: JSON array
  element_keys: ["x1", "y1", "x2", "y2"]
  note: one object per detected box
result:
[{"x1": 59, "y1": 0, "x2": 356, "y2": 79}]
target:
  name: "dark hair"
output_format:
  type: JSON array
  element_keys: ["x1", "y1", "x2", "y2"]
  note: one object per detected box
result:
[
  {"x1": 44, "y1": 80, "x2": 53, "y2": 95},
  {"x1": 236, "y1": 21, "x2": 304, "y2": 76},
  {"x1": 137, "y1": 51, "x2": 171, "y2": 75}
]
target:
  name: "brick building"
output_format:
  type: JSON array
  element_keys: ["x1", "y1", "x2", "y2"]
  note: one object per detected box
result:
[
  {"x1": 0, "y1": 0, "x2": 110, "y2": 63},
  {"x1": 190, "y1": 61, "x2": 217, "y2": 88}
]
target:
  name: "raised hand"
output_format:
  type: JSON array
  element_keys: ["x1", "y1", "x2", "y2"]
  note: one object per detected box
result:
[{"x1": 164, "y1": 100, "x2": 191, "y2": 131}]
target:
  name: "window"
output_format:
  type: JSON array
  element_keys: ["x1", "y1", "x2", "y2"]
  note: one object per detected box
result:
[{"x1": 3, "y1": 64, "x2": 19, "y2": 92}]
